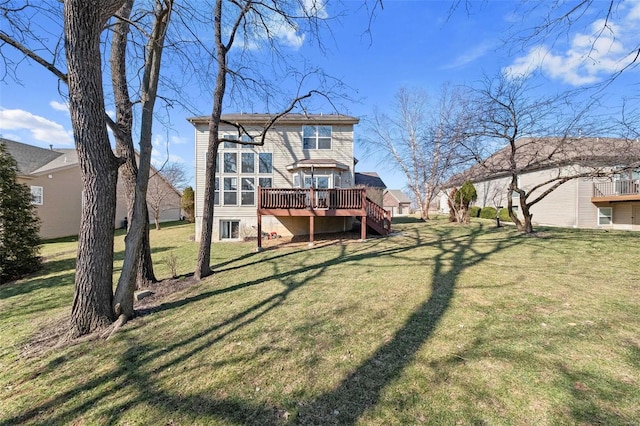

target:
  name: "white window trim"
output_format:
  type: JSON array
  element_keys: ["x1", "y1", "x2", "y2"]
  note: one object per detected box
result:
[
  {"x1": 597, "y1": 207, "x2": 613, "y2": 226},
  {"x1": 220, "y1": 219, "x2": 241, "y2": 240},
  {"x1": 30, "y1": 186, "x2": 43, "y2": 205},
  {"x1": 302, "y1": 125, "x2": 332, "y2": 150}
]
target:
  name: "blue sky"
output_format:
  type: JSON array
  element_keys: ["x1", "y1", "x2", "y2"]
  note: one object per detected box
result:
[{"x1": 1, "y1": 1, "x2": 639, "y2": 190}]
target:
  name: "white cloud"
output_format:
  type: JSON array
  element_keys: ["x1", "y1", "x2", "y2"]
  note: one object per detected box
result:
[
  {"x1": 170, "y1": 135, "x2": 188, "y2": 145},
  {"x1": 49, "y1": 100, "x2": 69, "y2": 114},
  {"x1": 0, "y1": 108, "x2": 74, "y2": 145},
  {"x1": 444, "y1": 41, "x2": 496, "y2": 69},
  {"x1": 234, "y1": 2, "x2": 329, "y2": 51},
  {"x1": 302, "y1": 0, "x2": 328, "y2": 19},
  {"x1": 2, "y1": 133, "x2": 22, "y2": 141},
  {"x1": 151, "y1": 135, "x2": 184, "y2": 168},
  {"x1": 504, "y1": 6, "x2": 640, "y2": 86}
]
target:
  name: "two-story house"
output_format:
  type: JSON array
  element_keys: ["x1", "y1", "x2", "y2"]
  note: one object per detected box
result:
[
  {"x1": 441, "y1": 137, "x2": 640, "y2": 231},
  {"x1": 188, "y1": 113, "x2": 391, "y2": 245}
]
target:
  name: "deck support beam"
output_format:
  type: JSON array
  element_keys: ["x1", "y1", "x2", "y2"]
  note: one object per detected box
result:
[
  {"x1": 309, "y1": 215, "x2": 315, "y2": 246},
  {"x1": 256, "y1": 212, "x2": 263, "y2": 252},
  {"x1": 360, "y1": 215, "x2": 367, "y2": 241}
]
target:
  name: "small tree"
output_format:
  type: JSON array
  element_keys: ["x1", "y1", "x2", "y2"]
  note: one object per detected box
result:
[
  {"x1": 448, "y1": 180, "x2": 477, "y2": 224},
  {"x1": 147, "y1": 162, "x2": 185, "y2": 230},
  {"x1": 181, "y1": 186, "x2": 195, "y2": 222},
  {"x1": 0, "y1": 143, "x2": 41, "y2": 283}
]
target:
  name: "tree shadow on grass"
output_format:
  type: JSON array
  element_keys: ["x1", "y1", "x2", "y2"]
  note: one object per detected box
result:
[
  {"x1": 2, "y1": 223, "x2": 522, "y2": 425},
  {"x1": 293, "y1": 224, "x2": 520, "y2": 424}
]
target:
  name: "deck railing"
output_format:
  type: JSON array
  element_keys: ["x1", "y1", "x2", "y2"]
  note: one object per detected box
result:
[
  {"x1": 258, "y1": 187, "x2": 366, "y2": 210},
  {"x1": 593, "y1": 180, "x2": 640, "y2": 197},
  {"x1": 365, "y1": 197, "x2": 392, "y2": 234}
]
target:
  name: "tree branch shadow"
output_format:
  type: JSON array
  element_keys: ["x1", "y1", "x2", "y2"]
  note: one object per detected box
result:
[{"x1": 2, "y1": 223, "x2": 522, "y2": 425}]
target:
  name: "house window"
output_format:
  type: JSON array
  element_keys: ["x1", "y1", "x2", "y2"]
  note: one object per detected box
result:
[
  {"x1": 241, "y1": 178, "x2": 255, "y2": 206},
  {"x1": 222, "y1": 134, "x2": 251, "y2": 148},
  {"x1": 259, "y1": 177, "x2": 272, "y2": 188},
  {"x1": 303, "y1": 175, "x2": 330, "y2": 189},
  {"x1": 224, "y1": 152, "x2": 237, "y2": 173},
  {"x1": 333, "y1": 172, "x2": 342, "y2": 188},
  {"x1": 214, "y1": 177, "x2": 220, "y2": 205},
  {"x1": 597, "y1": 207, "x2": 612, "y2": 226},
  {"x1": 220, "y1": 220, "x2": 240, "y2": 239},
  {"x1": 223, "y1": 177, "x2": 237, "y2": 205},
  {"x1": 258, "y1": 153, "x2": 272, "y2": 173},
  {"x1": 303, "y1": 125, "x2": 332, "y2": 150},
  {"x1": 30, "y1": 186, "x2": 43, "y2": 205},
  {"x1": 241, "y1": 153, "x2": 255, "y2": 174}
]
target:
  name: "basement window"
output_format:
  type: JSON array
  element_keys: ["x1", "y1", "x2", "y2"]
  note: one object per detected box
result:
[
  {"x1": 597, "y1": 207, "x2": 612, "y2": 226},
  {"x1": 220, "y1": 220, "x2": 240, "y2": 240}
]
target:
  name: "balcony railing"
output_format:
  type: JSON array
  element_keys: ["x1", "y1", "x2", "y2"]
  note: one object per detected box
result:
[
  {"x1": 593, "y1": 180, "x2": 640, "y2": 197},
  {"x1": 258, "y1": 187, "x2": 366, "y2": 210}
]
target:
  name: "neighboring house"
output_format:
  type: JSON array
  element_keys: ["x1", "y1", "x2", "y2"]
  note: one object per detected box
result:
[
  {"x1": 441, "y1": 137, "x2": 640, "y2": 231},
  {"x1": 3, "y1": 138, "x2": 182, "y2": 239},
  {"x1": 188, "y1": 113, "x2": 391, "y2": 244},
  {"x1": 355, "y1": 172, "x2": 387, "y2": 206},
  {"x1": 384, "y1": 189, "x2": 412, "y2": 217},
  {"x1": 115, "y1": 164, "x2": 183, "y2": 230}
]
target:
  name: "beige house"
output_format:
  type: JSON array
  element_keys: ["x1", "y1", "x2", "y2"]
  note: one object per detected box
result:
[
  {"x1": 188, "y1": 113, "x2": 391, "y2": 243},
  {"x1": 441, "y1": 137, "x2": 640, "y2": 231},
  {"x1": 384, "y1": 189, "x2": 412, "y2": 217},
  {"x1": 4, "y1": 138, "x2": 182, "y2": 239}
]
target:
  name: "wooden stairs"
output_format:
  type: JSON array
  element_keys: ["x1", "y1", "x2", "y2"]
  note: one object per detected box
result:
[{"x1": 363, "y1": 197, "x2": 392, "y2": 235}]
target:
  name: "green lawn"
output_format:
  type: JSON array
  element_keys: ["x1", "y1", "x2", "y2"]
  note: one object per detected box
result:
[{"x1": 1, "y1": 218, "x2": 638, "y2": 425}]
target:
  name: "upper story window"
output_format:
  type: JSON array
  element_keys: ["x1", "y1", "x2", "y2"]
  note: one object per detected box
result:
[
  {"x1": 223, "y1": 152, "x2": 237, "y2": 173},
  {"x1": 241, "y1": 153, "x2": 255, "y2": 173},
  {"x1": 258, "y1": 153, "x2": 272, "y2": 173},
  {"x1": 222, "y1": 134, "x2": 252, "y2": 149},
  {"x1": 30, "y1": 186, "x2": 43, "y2": 205},
  {"x1": 303, "y1": 125, "x2": 332, "y2": 150}
]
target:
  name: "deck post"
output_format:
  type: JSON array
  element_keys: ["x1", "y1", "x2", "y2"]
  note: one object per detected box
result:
[
  {"x1": 309, "y1": 215, "x2": 315, "y2": 247},
  {"x1": 361, "y1": 214, "x2": 367, "y2": 241},
  {"x1": 256, "y1": 211, "x2": 263, "y2": 252}
]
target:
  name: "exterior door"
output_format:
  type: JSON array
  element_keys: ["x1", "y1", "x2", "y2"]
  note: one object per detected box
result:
[{"x1": 633, "y1": 206, "x2": 640, "y2": 228}]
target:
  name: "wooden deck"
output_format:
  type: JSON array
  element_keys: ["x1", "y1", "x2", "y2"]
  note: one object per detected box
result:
[
  {"x1": 257, "y1": 187, "x2": 391, "y2": 249},
  {"x1": 592, "y1": 180, "x2": 640, "y2": 202}
]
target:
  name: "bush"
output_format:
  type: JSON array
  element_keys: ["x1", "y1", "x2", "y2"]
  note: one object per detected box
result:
[
  {"x1": 181, "y1": 186, "x2": 195, "y2": 222},
  {"x1": 498, "y1": 208, "x2": 513, "y2": 222},
  {"x1": 468, "y1": 206, "x2": 481, "y2": 218},
  {"x1": 479, "y1": 206, "x2": 497, "y2": 219},
  {"x1": 0, "y1": 143, "x2": 41, "y2": 283}
]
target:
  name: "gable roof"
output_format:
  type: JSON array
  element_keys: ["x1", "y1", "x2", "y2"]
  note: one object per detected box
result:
[
  {"x1": 355, "y1": 172, "x2": 387, "y2": 188},
  {"x1": 1, "y1": 138, "x2": 67, "y2": 175},
  {"x1": 449, "y1": 136, "x2": 640, "y2": 186},
  {"x1": 187, "y1": 112, "x2": 360, "y2": 126},
  {"x1": 385, "y1": 189, "x2": 411, "y2": 204}
]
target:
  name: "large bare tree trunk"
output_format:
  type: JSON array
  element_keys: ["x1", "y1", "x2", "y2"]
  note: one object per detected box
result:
[
  {"x1": 113, "y1": 0, "x2": 172, "y2": 320},
  {"x1": 108, "y1": 0, "x2": 158, "y2": 291},
  {"x1": 65, "y1": 0, "x2": 125, "y2": 337},
  {"x1": 195, "y1": 0, "x2": 226, "y2": 280},
  {"x1": 138, "y1": 217, "x2": 156, "y2": 287}
]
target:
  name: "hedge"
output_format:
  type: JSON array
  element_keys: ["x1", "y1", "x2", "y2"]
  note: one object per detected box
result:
[
  {"x1": 498, "y1": 207, "x2": 513, "y2": 222},
  {"x1": 479, "y1": 206, "x2": 497, "y2": 219},
  {"x1": 469, "y1": 206, "x2": 481, "y2": 218}
]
